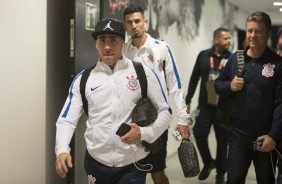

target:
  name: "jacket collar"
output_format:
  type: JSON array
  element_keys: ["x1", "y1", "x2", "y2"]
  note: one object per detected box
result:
[{"x1": 96, "y1": 54, "x2": 129, "y2": 72}]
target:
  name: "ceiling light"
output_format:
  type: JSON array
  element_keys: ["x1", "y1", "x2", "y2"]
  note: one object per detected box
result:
[
  {"x1": 280, "y1": 7, "x2": 282, "y2": 11},
  {"x1": 273, "y1": 2, "x2": 282, "y2": 6}
]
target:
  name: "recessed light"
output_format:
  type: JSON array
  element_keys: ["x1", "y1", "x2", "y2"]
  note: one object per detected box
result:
[
  {"x1": 280, "y1": 7, "x2": 282, "y2": 11},
  {"x1": 273, "y1": 2, "x2": 282, "y2": 6}
]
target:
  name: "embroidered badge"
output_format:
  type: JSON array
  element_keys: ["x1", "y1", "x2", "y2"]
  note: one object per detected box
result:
[
  {"x1": 147, "y1": 54, "x2": 154, "y2": 63},
  {"x1": 127, "y1": 74, "x2": 139, "y2": 91},
  {"x1": 88, "y1": 175, "x2": 96, "y2": 184},
  {"x1": 262, "y1": 63, "x2": 275, "y2": 77},
  {"x1": 158, "y1": 60, "x2": 164, "y2": 71}
]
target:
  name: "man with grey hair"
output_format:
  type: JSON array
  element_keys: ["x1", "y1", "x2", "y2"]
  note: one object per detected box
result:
[{"x1": 215, "y1": 11, "x2": 282, "y2": 183}]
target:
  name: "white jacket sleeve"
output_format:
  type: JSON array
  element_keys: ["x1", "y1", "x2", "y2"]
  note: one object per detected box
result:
[
  {"x1": 163, "y1": 43, "x2": 191, "y2": 126},
  {"x1": 139, "y1": 66, "x2": 173, "y2": 143},
  {"x1": 55, "y1": 74, "x2": 84, "y2": 157}
]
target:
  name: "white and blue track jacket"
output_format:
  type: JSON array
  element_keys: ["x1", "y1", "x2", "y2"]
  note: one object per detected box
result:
[
  {"x1": 123, "y1": 34, "x2": 190, "y2": 126},
  {"x1": 55, "y1": 56, "x2": 172, "y2": 167}
]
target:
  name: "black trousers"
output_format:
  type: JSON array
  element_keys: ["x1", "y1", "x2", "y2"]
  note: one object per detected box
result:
[
  {"x1": 193, "y1": 105, "x2": 228, "y2": 173},
  {"x1": 84, "y1": 150, "x2": 147, "y2": 184},
  {"x1": 227, "y1": 129, "x2": 277, "y2": 184}
]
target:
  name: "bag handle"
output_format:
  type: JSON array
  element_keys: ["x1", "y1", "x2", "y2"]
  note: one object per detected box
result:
[
  {"x1": 181, "y1": 138, "x2": 191, "y2": 143},
  {"x1": 237, "y1": 50, "x2": 245, "y2": 77}
]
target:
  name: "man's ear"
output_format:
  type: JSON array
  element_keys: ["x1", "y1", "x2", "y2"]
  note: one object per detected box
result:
[{"x1": 144, "y1": 20, "x2": 148, "y2": 27}]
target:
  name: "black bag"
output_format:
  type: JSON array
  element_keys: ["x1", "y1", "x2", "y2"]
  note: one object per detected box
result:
[
  {"x1": 131, "y1": 61, "x2": 162, "y2": 154},
  {"x1": 132, "y1": 98, "x2": 157, "y2": 127},
  {"x1": 178, "y1": 139, "x2": 200, "y2": 178}
]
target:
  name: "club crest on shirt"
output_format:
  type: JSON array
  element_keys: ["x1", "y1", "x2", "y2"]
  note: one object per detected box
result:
[
  {"x1": 147, "y1": 54, "x2": 154, "y2": 63},
  {"x1": 127, "y1": 74, "x2": 139, "y2": 91},
  {"x1": 262, "y1": 63, "x2": 275, "y2": 77},
  {"x1": 158, "y1": 59, "x2": 164, "y2": 71}
]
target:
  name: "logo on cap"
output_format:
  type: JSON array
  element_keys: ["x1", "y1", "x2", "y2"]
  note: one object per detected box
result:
[{"x1": 103, "y1": 21, "x2": 114, "y2": 31}]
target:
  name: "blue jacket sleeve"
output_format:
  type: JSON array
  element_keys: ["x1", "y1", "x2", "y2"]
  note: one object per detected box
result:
[
  {"x1": 185, "y1": 51, "x2": 202, "y2": 104},
  {"x1": 214, "y1": 54, "x2": 236, "y2": 98}
]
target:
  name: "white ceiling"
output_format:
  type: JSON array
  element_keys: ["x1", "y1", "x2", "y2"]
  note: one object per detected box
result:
[{"x1": 226, "y1": 0, "x2": 282, "y2": 25}]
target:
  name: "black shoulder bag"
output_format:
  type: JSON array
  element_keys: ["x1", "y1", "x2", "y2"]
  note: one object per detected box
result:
[
  {"x1": 80, "y1": 65, "x2": 96, "y2": 116},
  {"x1": 132, "y1": 61, "x2": 163, "y2": 154}
]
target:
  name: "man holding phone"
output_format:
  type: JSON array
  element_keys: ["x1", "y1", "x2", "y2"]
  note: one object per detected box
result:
[{"x1": 54, "y1": 18, "x2": 172, "y2": 184}]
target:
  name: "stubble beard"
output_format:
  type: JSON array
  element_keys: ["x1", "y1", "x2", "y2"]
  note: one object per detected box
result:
[{"x1": 131, "y1": 33, "x2": 141, "y2": 39}]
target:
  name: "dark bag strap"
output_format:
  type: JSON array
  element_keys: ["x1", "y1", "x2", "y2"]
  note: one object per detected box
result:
[
  {"x1": 132, "y1": 61, "x2": 147, "y2": 98},
  {"x1": 162, "y1": 60, "x2": 167, "y2": 84},
  {"x1": 159, "y1": 42, "x2": 168, "y2": 89},
  {"x1": 237, "y1": 50, "x2": 245, "y2": 77},
  {"x1": 80, "y1": 65, "x2": 96, "y2": 116}
]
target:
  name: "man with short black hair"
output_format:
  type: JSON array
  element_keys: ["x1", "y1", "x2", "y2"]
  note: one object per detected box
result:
[
  {"x1": 185, "y1": 27, "x2": 231, "y2": 184},
  {"x1": 123, "y1": 4, "x2": 191, "y2": 184},
  {"x1": 54, "y1": 18, "x2": 172, "y2": 184}
]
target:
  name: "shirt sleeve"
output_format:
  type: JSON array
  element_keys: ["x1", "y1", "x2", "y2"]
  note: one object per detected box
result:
[
  {"x1": 139, "y1": 66, "x2": 173, "y2": 143},
  {"x1": 55, "y1": 73, "x2": 84, "y2": 157},
  {"x1": 163, "y1": 43, "x2": 191, "y2": 126},
  {"x1": 214, "y1": 55, "x2": 237, "y2": 97},
  {"x1": 269, "y1": 61, "x2": 282, "y2": 141},
  {"x1": 185, "y1": 52, "x2": 202, "y2": 104}
]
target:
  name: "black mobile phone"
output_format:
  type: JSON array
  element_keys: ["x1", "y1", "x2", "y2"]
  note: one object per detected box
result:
[{"x1": 116, "y1": 123, "x2": 131, "y2": 136}]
